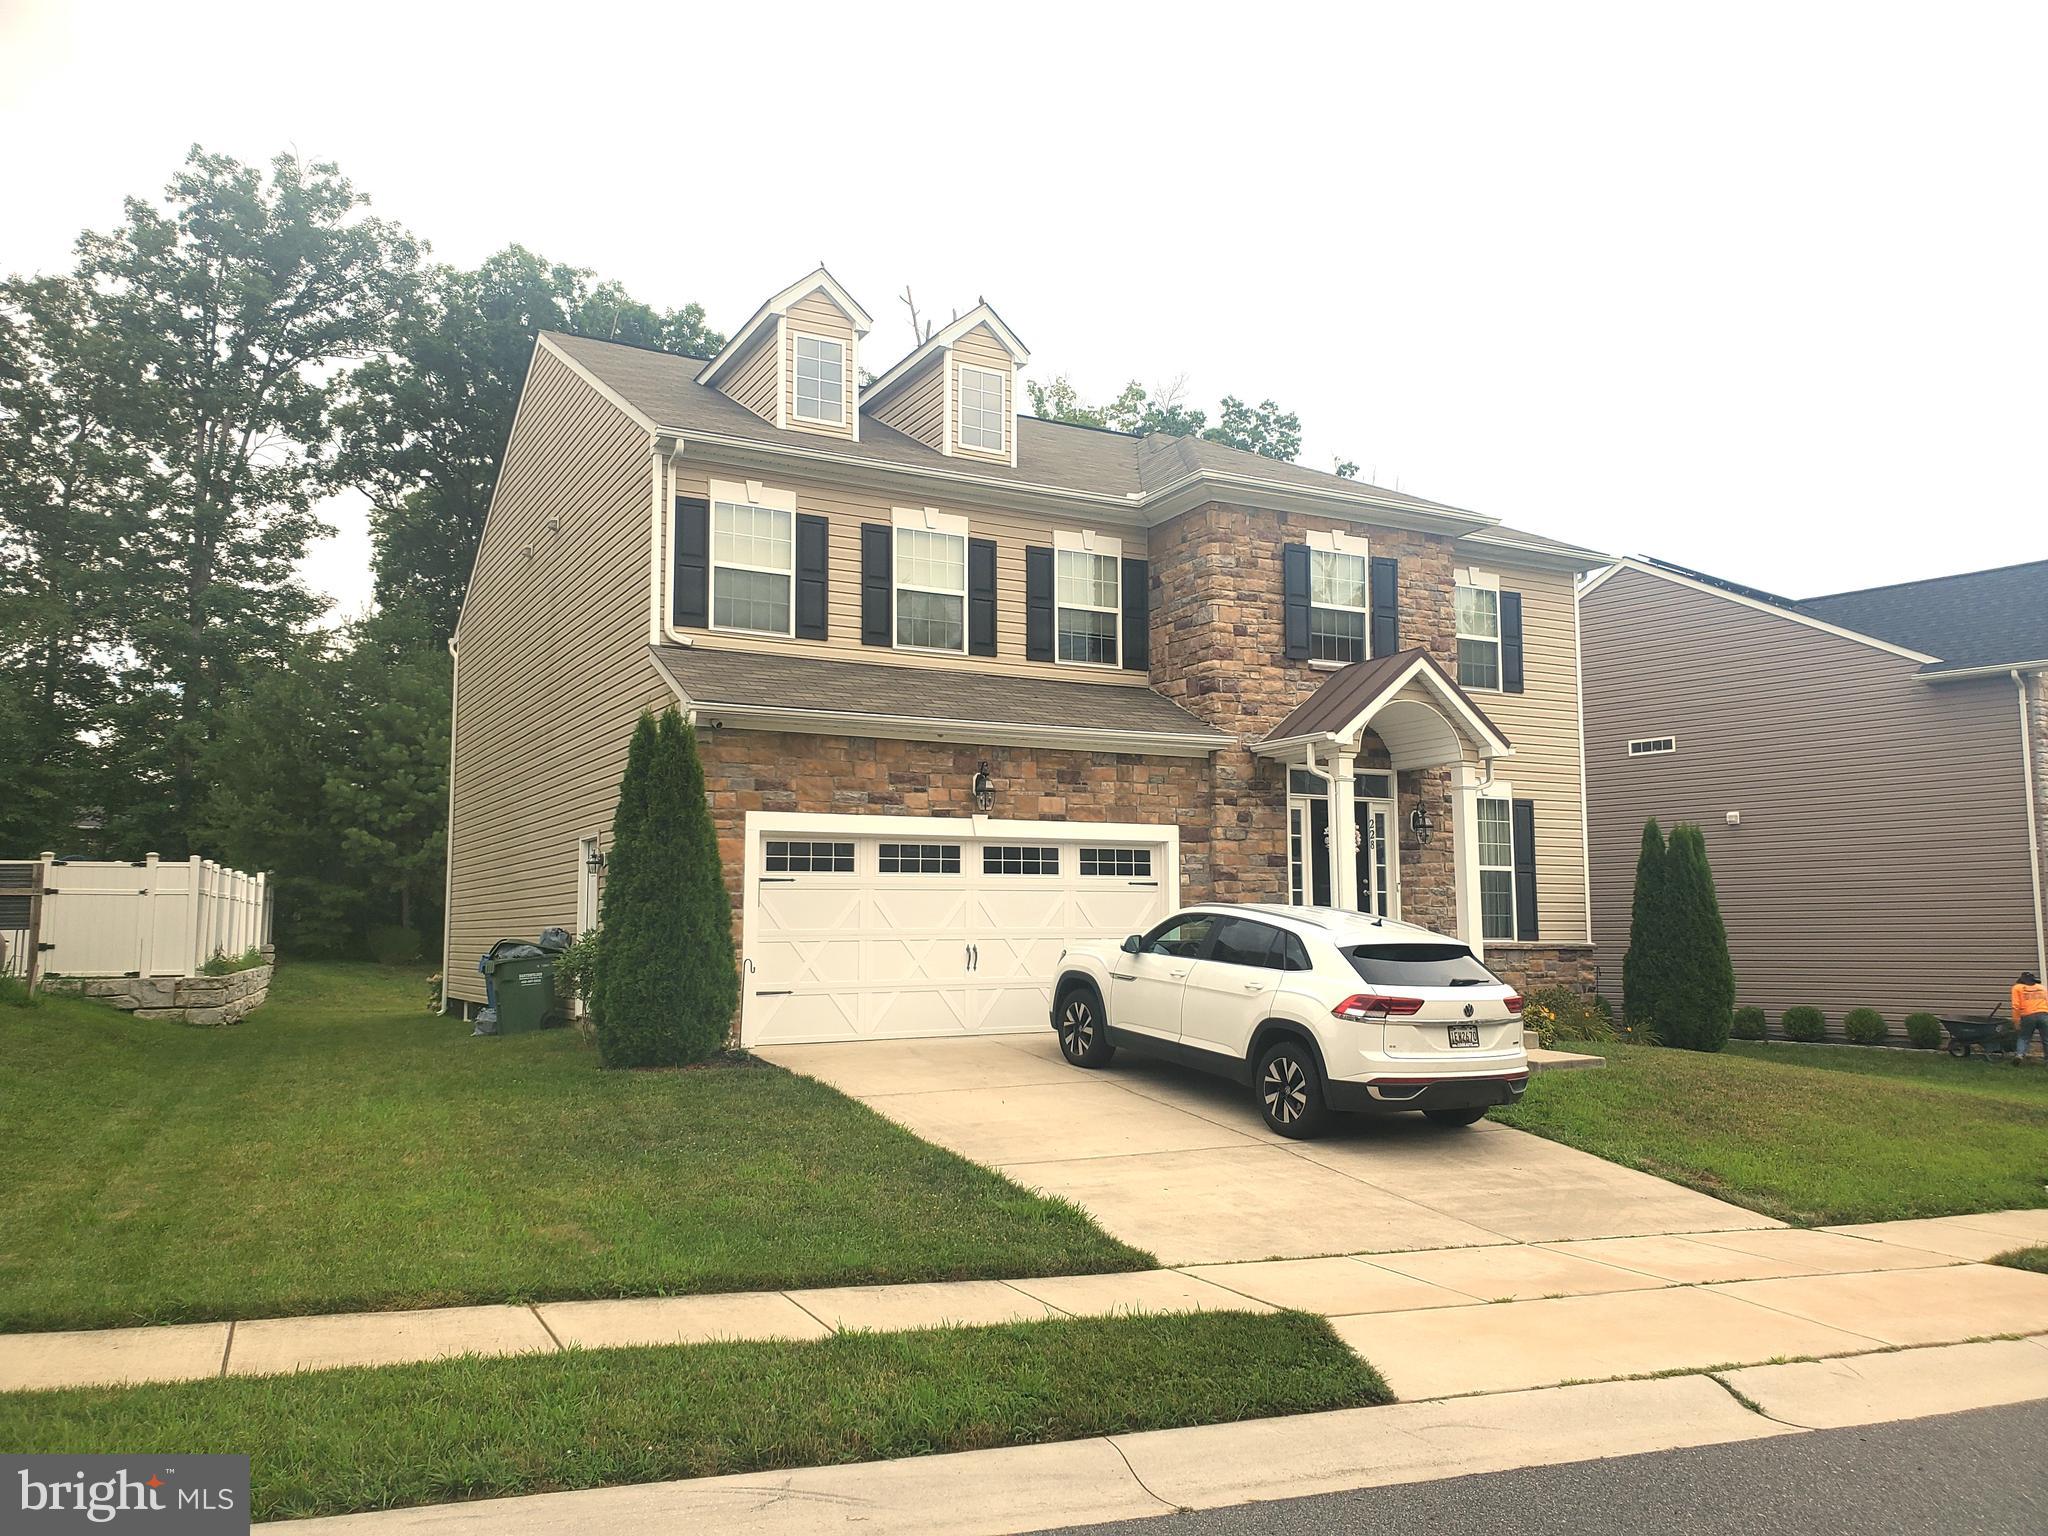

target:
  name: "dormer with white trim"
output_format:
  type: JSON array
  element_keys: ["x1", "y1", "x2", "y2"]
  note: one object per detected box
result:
[
  {"x1": 860, "y1": 303, "x2": 1029, "y2": 468},
  {"x1": 695, "y1": 267, "x2": 873, "y2": 441}
]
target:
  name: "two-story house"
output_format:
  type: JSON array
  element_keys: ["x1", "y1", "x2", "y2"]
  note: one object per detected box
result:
[{"x1": 441, "y1": 268, "x2": 1609, "y2": 1045}]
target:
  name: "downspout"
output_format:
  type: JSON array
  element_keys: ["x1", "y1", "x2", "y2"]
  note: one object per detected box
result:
[
  {"x1": 648, "y1": 433, "x2": 680, "y2": 647},
  {"x1": 439, "y1": 636, "x2": 459, "y2": 1015},
  {"x1": 2017, "y1": 670, "x2": 2047, "y2": 980}
]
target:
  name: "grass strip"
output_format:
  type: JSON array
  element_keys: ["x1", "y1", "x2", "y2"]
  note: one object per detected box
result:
[{"x1": 0, "y1": 1311, "x2": 1389, "y2": 1522}]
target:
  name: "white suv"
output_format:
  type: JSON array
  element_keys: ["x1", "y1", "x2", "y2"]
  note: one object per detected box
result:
[{"x1": 1051, "y1": 904, "x2": 1528, "y2": 1139}]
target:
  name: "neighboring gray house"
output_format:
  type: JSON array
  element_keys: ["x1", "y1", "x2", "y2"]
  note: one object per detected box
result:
[{"x1": 1580, "y1": 556, "x2": 2048, "y2": 1034}]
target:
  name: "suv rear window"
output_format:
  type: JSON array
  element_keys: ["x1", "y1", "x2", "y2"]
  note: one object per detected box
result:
[{"x1": 1346, "y1": 943, "x2": 1500, "y2": 988}]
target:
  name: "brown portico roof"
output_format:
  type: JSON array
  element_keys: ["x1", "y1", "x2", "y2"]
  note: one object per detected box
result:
[{"x1": 1261, "y1": 650, "x2": 1512, "y2": 754}]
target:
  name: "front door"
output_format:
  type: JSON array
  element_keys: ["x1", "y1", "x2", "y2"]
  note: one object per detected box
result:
[{"x1": 1287, "y1": 770, "x2": 1399, "y2": 917}]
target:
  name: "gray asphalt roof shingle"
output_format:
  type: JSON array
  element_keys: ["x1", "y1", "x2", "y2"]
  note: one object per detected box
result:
[
  {"x1": 1799, "y1": 560, "x2": 2048, "y2": 671},
  {"x1": 650, "y1": 646, "x2": 1231, "y2": 743}
]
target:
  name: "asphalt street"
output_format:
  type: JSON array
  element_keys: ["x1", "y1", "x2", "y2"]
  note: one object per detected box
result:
[{"x1": 1034, "y1": 1399, "x2": 2048, "y2": 1536}]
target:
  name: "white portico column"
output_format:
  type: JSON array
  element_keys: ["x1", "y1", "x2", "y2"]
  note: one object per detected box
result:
[
  {"x1": 1450, "y1": 759, "x2": 1486, "y2": 956},
  {"x1": 1330, "y1": 749, "x2": 1359, "y2": 911}
]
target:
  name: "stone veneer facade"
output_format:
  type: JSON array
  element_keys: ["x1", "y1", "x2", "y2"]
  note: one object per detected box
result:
[{"x1": 690, "y1": 499, "x2": 1598, "y2": 1000}]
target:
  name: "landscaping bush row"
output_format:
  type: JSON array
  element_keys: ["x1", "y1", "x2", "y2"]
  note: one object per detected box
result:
[{"x1": 1726, "y1": 1005, "x2": 1945, "y2": 1048}]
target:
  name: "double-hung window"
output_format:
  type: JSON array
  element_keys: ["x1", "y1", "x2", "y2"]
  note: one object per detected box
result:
[
  {"x1": 793, "y1": 334, "x2": 844, "y2": 425},
  {"x1": 1456, "y1": 578, "x2": 1501, "y2": 690},
  {"x1": 958, "y1": 363, "x2": 1006, "y2": 453},
  {"x1": 711, "y1": 496, "x2": 794, "y2": 635},
  {"x1": 894, "y1": 515, "x2": 968, "y2": 652},
  {"x1": 1477, "y1": 796, "x2": 1516, "y2": 941},
  {"x1": 1056, "y1": 533, "x2": 1121, "y2": 665},
  {"x1": 1309, "y1": 548, "x2": 1369, "y2": 663}
]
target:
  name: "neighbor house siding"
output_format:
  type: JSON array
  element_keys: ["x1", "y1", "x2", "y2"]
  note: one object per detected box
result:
[
  {"x1": 442, "y1": 348, "x2": 669, "y2": 1005},
  {"x1": 670, "y1": 460, "x2": 1146, "y2": 685},
  {"x1": 781, "y1": 290, "x2": 858, "y2": 440},
  {"x1": 1581, "y1": 565, "x2": 2037, "y2": 1030},
  {"x1": 949, "y1": 325, "x2": 1014, "y2": 464},
  {"x1": 865, "y1": 354, "x2": 946, "y2": 453}
]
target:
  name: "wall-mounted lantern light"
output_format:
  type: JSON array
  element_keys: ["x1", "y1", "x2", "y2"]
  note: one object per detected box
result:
[
  {"x1": 1408, "y1": 804, "x2": 1435, "y2": 846},
  {"x1": 972, "y1": 762, "x2": 996, "y2": 813},
  {"x1": 585, "y1": 845, "x2": 607, "y2": 872}
]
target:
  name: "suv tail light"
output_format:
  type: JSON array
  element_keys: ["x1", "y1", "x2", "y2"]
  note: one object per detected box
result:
[
  {"x1": 1505, "y1": 994, "x2": 1524, "y2": 1014},
  {"x1": 1333, "y1": 994, "x2": 1425, "y2": 1021}
]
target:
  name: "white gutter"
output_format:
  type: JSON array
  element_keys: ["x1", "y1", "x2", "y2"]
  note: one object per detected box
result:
[
  {"x1": 2017, "y1": 670, "x2": 2047, "y2": 980},
  {"x1": 1923, "y1": 657, "x2": 2048, "y2": 683}
]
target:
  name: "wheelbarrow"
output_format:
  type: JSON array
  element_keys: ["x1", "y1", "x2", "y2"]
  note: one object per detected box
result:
[{"x1": 1940, "y1": 1004, "x2": 2014, "y2": 1058}]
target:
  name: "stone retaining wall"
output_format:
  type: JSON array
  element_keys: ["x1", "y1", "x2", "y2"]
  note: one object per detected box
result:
[{"x1": 43, "y1": 962, "x2": 273, "y2": 1026}]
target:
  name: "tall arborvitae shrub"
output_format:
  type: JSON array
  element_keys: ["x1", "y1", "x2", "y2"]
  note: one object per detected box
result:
[
  {"x1": 662, "y1": 707, "x2": 737, "y2": 1060},
  {"x1": 1658, "y1": 823, "x2": 1736, "y2": 1051},
  {"x1": 591, "y1": 711, "x2": 663, "y2": 1065},
  {"x1": 1622, "y1": 818, "x2": 1667, "y2": 1035}
]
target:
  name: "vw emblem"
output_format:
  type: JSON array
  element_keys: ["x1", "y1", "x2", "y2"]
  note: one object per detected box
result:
[{"x1": 1462, "y1": 1003, "x2": 1475, "y2": 1018}]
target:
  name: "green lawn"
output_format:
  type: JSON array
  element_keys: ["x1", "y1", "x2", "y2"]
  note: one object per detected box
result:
[
  {"x1": 1496, "y1": 1040, "x2": 2048, "y2": 1226},
  {"x1": 0, "y1": 963, "x2": 1148, "y2": 1332},
  {"x1": 0, "y1": 1312, "x2": 1388, "y2": 1522}
]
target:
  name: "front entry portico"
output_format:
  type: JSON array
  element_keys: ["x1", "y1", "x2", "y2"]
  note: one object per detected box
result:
[{"x1": 1256, "y1": 650, "x2": 1514, "y2": 955}]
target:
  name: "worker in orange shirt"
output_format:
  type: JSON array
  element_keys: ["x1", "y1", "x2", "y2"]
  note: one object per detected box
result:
[{"x1": 2014, "y1": 971, "x2": 2048, "y2": 1065}]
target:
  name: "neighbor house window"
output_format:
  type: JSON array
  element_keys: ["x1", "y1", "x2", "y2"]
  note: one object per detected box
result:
[
  {"x1": 1456, "y1": 583, "x2": 1501, "y2": 690},
  {"x1": 958, "y1": 363, "x2": 1006, "y2": 452},
  {"x1": 1478, "y1": 797, "x2": 1516, "y2": 941},
  {"x1": 1057, "y1": 546, "x2": 1120, "y2": 665},
  {"x1": 711, "y1": 499, "x2": 793, "y2": 634},
  {"x1": 895, "y1": 524, "x2": 968, "y2": 651},
  {"x1": 1628, "y1": 737, "x2": 1677, "y2": 756},
  {"x1": 1309, "y1": 548, "x2": 1368, "y2": 663},
  {"x1": 793, "y1": 334, "x2": 844, "y2": 424}
]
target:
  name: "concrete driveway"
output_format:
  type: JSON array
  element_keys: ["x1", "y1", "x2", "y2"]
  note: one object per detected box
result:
[{"x1": 756, "y1": 1033, "x2": 1778, "y2": 1265}]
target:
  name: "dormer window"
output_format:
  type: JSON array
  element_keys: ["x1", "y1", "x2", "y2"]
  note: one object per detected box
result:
[
  {"x1": 793, "y1": 334, "x2": 844, "y2": 425},
  {"x1": 958, "y1": 364, "x2": 1006, "y2": 453}
]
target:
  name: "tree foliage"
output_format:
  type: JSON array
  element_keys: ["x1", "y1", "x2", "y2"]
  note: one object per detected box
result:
[
  {"x1": 1621, "y1": 818, "x2": 1667, "y2": 1034},
  {"x1": 331, "y1": 245, "x2": 722, "y2": 644},
  {"x1": 590, "y1": 709, "x2": 735, "y2": 1067},
  {"x1": 1025, "y1": 374, "x2": 1307, "y2": 461},
  {"x1": 1652, "y1": 823, "x2": 1737, "y2": 1052}
]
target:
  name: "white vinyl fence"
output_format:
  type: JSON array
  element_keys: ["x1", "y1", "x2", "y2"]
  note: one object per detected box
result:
[{"x1": 36, "y1": 854, "x2": 272, "y2": 979}]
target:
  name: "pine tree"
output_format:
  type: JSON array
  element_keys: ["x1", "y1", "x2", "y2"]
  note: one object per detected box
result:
[
  {"x1": 591, "y1": 709, "x2": 735, "y2": 1067},
  {"x1": 1658, "y1": 824, "x2": 1736, "y2": 1051},
  {"x1": 1621, "y1": 818, "x2": 1667, "y2": 1035}
]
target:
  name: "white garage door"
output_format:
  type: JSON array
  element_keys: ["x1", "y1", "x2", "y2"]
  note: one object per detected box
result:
[{"x1": 741, "y1": 816, "x2": 1177, "y2": 1046}]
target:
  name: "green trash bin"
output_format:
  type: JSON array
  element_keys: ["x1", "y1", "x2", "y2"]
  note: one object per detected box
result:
[{"x1": 481, "y1": 941, "x2": 559, "y2": 1034}]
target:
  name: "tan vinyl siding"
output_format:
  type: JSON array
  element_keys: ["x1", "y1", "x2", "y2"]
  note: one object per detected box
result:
[
  {"x1": 866, "y1": 353, "x2": 945, "y2": 452},
  {"x1": 674, "y1": 461, "x2": 1145, "y2": 685},
  {"x1": 950, "y1": 325, "x2": 1014, "y2": 464},
  {"x1": 1480, "y1": 564, "x2": 1592, "y2": 944},
  {"x1": 1581, "y1": 565, "x2": 2037, "y2": 1029},
  {"x1": 782, "y1": 291, "x2": 857, "y2": 440},
  {"x1": 723, "y1": 326, "x2": 781, "y2": 425},
  {"x1": 443, "y1": 348, "x2": 669, "y2": 1003}
]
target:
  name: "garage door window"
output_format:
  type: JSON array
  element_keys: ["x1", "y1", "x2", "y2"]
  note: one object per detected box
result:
[
  {"x1": 1079, "y1": 847, "x2": 1152, "y2": 877},
  {"x1": 982, "y1": 845, "x2": 1060, "y2": 875},
  {"x1": 764, "y1": 840, "x2": 854, "y2": 873},
  {"x1": 878, "y1": 842, "x2": 961, "y2": 874}
]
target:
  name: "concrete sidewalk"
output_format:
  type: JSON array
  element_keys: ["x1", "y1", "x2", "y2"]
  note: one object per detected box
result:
[
  {"x1": 5, "y1": 1209, "x2": 2045, "y2": 1397},
  {"x1": 262, "y1": 1339, "x2": 2048, "y2": 1534}
]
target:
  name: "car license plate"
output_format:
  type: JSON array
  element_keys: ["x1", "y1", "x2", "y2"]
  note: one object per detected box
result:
[{"x1": 1448, "y1": 1023, "x2": 1481, "y2": 1048}]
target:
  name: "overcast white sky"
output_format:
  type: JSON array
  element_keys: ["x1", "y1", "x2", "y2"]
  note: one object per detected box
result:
[{"x1": 4, "y1": 1, "x2": 2042, "y2": 620}]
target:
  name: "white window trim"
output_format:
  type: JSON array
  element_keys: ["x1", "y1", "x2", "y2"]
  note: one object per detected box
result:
[
  {"x1": 1053, "y1": 528, "x2": 1123, "y2": 670},
  {"x1": 892, "y1": 507, "x2": 970, "y2": 655},
  {"x1": 1476, "y1": 781, "x2": 1517, "y2": 942},
  {"x1": 1305, "y1": 531, "x2": 1371, "y2": 666},
  {"x1": 1455, "y1": 574, "x2": 1503, "y2": 693},
  {"x1": 706, "y1": 479, "x2": 799, "y2": 639},
  {"x1": 790, "y1": 330, "x2": 847, "y2": 426},
  {"x1": 1627, "y1": 736, "x2": 1678, "y2": 757},
  {"x1": 956, "y1": 361, "x2": 1007, "y2": 455}
]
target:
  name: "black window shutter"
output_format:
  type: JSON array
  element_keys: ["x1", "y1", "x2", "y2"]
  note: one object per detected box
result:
[
  {"x1": 672, "y1": 496, "x2": 709, "y2": 629},
  {"x1": 794, "y1": 513, "x2": 829, "y2": 640},
  {"x1": 1025, "y1": 546, "x2": 1055, "y2": 662},
  {"x1": 1512, "y1": 798, "x2": 1539, "y2": 941},
  {"x1": 968, "y1": 538, "x2": 997, "y2": 657},
  {"x1": 1282, "y1": 543, "x2": 1311, "y2": 660},
  {"x1": 1121, "y1": 556, "x2": 1149, "y2": 672},
  {"x1": 860, "y1": 524, "x2": 892, "y2": 646},
  {"x1": 1500, "y1": 589, "x2": 1525, "y2": 693},
  {"x1": 1369, "y1": 555, "x2": 1399, "y2": 657}
]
